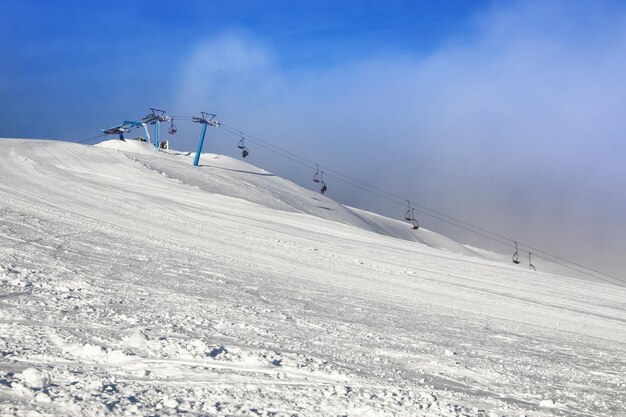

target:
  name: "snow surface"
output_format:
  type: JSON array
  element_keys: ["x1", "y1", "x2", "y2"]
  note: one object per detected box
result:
[
  {"x1": 92, "y1": 140, "x2": 592, "y2": 278},
  {"x1": 1, "y1": 138, "x2": 625, "y2": 417}
]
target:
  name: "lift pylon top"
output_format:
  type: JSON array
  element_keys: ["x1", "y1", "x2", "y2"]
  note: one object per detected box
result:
[
  {"x1": 192, "y1": 112, "x2": 220, "y2": 127},
  {"x1": 143, "y1": 107, "x2": 172, "y2": 124}
]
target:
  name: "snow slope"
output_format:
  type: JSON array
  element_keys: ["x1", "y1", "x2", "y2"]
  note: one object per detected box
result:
[
  {"x1": 1, "y1": 139, "x2": 625, "y2": 417},
  {"x1": 94, "y1": 140, "x2": 570, "y2": 275}
]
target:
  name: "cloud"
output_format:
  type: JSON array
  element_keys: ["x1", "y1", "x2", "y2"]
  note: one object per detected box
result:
[
  {"x1": 175, "y1": 2, "x2": 626, "y2": 277},
  {"x1": 178, "y1": 32, "x2": 274, "y2": 104}
]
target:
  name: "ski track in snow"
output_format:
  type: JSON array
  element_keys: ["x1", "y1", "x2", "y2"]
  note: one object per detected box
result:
[{"x1": 0, "y1": 139, "x2": 625, "y2": 417}]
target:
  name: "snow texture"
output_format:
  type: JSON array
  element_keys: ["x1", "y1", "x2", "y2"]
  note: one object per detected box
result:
[{"x1": 0, "y1": 138, "x2": 624, "y2": 417}]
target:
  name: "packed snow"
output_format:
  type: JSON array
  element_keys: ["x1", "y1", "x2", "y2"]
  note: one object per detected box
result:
[{"x1": 1, "y1": 138, "x2": 624, "y2": 417}]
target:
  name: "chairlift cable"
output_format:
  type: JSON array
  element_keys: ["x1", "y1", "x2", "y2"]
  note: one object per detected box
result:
[
  {"x1": 217, "y1": 122, "x2": 626, "y2": 285},
  {"x1": 125, "y1": 115, "x2": 623, "y2": 287},
  {"x1": 91, "y1": 114, "x2": 626, "y2": 286},
  {"x1": 220, "y1": 122, "x2": 521, "y2": 241},
  {"x1": 222, "y1": 132, "x2": 515, "y2": 246}
]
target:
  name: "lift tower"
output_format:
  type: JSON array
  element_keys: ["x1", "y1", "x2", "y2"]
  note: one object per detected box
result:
[
  {"x1": 192, "y1": 112, "x2": 220, "y2": 166},
  {"x1": 142, "y1": 107, "x2": 173, "y2": 150}
]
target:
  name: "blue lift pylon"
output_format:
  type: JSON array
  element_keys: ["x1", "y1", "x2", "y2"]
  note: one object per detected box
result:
[
  {"x1": 103, "y1": 120, "x2": 152, "y2": 143},
  {"x1": 192, "y1": 112, "x2": 220, "y2": 166},
  {"x1": 123, "y1": 120, "x2": 151, "y2": 143},
  {"x1": 142, "y1": 107, "x2": 174, "y2": 150}
]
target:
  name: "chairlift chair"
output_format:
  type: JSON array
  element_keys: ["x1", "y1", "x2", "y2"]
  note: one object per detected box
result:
[
  {"x1": 404, "y1": 201, "x2": 413, "y2": 221},
  {"x1": 320, "y1": 172, "x2": 327, "y2": 194},
  {"x1": 529, "y1": 253, "x2": 536, "y2": 271},
  {"x1": 313, "y1": 164, "x2": 321, "y2": 183},
  {"x1": 403, "y1": 202, "x2": 419, "y2": 229},
  {"x1": 238, "y1": 133, "x2": 250, "y2": 158},
  {"x1": 410, "y1": 208, "x2": 419, "y2": 230},
  {"x1": 512, "y1": 241, "x2": 521, "y2": 264},
  {"x1": 168, "y1": 120, "x2": 177, "y2": 134}
]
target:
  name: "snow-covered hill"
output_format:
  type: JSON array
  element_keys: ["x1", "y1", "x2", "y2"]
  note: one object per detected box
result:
[
  {"x1": 1, "y1": 138, "x2": 625, "y2": 417},
  {"x1": 96, "y1": 140, "x2": 590, "y2": 279},
  {"x1": 96, "y1": 139, "x2": 493, "y2": 256},
  {"x1": 92, "y1": 140, "x2": 565, "y2": 274}
]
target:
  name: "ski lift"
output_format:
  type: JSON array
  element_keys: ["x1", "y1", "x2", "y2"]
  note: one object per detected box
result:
[
  {"x1": 410, "y1": 208, "x2": 419, "y2": 230},
  {"x1": 142, "y1": 107, "x2": 173, "y2": 150},
  {"x1": 404, "y1": 202, "x2": 419, "y2": 229},
  {"x1": 529, "y1": 253, "x2": 536, "y2": 271},
  {"x1": 192, "y1": 112, "x2": 220, "y2": 167},
  {"x1": 313, "y1": 164, "x2": 321, "y2": 183},
  {"x1": 404, "y1": 201, "x2": 413, "y2": 221},
  {"x1": 512, "y1": 241, "x2": 521, "y2": 264},
  {"x1": 238, "y1": 133, "x2": 249, "y2": 158},
  {"x1": 320, "y1": 172, "x2": 327, "y2": 194},
  {"x1": 168, "y1": 120, "x2": 177, "y2": 134}
]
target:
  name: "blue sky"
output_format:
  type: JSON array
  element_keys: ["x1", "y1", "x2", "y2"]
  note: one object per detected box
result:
[
  {"x1": 0, "y1": 0, "x2": 488, "y2": 138},
  {"x1": 2, "y1": 0, "x2": 626, "y2": 278}
]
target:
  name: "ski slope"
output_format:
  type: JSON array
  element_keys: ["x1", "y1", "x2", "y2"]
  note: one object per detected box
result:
[
  {"x1": 92, "y1": 140, "x2": 578, "y2": 274},
  {"x1": 1, "y1": 138, "x2": 625, "y2": 417}
]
